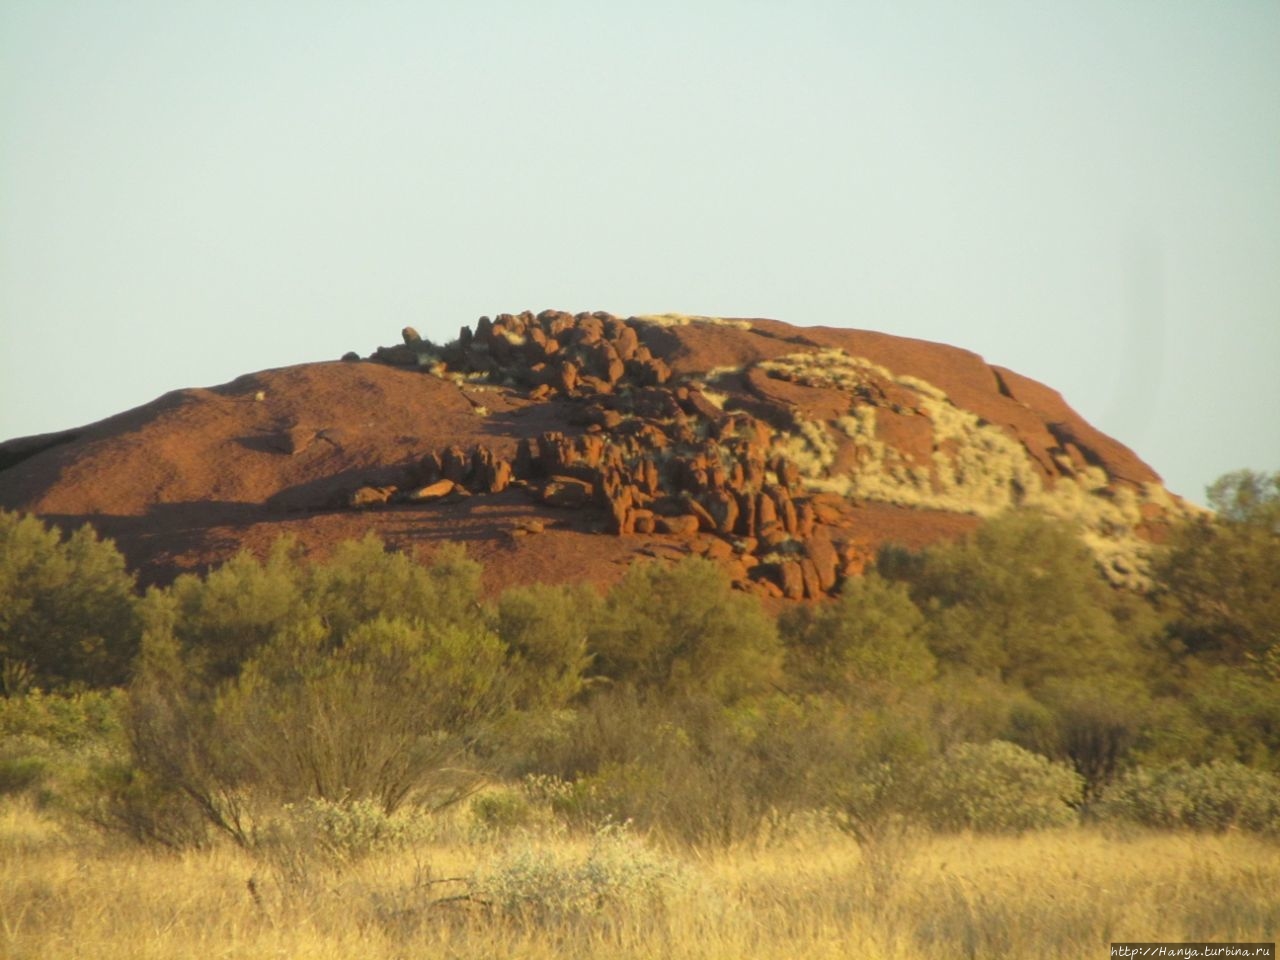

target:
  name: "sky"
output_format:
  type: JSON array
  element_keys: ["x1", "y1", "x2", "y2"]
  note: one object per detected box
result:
[{"x1": 2, "y1": 1, "x2": 1278, "y2": 506}]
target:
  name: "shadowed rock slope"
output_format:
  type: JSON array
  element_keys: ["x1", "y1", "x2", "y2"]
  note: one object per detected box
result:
[{"x1": 0, "y1": 311, "x2": 1194, "y2": 597}]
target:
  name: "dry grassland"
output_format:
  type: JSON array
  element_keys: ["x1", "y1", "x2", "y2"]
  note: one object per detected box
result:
[{"x1": 2, "y1": 799, "x2": 1276, "y2": 960}]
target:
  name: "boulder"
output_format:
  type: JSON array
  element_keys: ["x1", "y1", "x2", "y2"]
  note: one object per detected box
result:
[
  {"x1": 514, "y1": 438, "x2": 538, "y2": 479},
  {"x1": 656, "y1": 514, "x2": 700, "y2": 537},
  {"x1": 606, "y1": 484, "x2": 635, "y2": 534},
  {"x1": 372, "y1": 343, "x2": 417, "y2": 366},
  {"x1": 612, "y1": 324, "x2": 640, "y2": 361},
  {"x1": 734, "y1": 489, "x2": 757, "y2": 538},
  {"x1": 684, "y1": 497, "x2": 718, "y2": 533},
  {"x1": 402, "y1": 479, "x2": 455, "y2": 502},
  {"x1": 680, "y1": 389, "x2": 726, "y2": 423},
  {"x1": 772, "y1": 457, "x2": 801, "y2": 490},
  {"x1": 778, "y1": 561, "x2": 806, "y2": 600},
  {"x1": 630, "y1": 508, "x2": 656, "y2": 534},
  {"x1": 629, "y1": 356, "x2": 671, "y2": 386},
  {"x1": 756, "y1": 491, "x2": 778, "y2": 527},
  {"x1": 704, "y1": 489, "x2": 740, "y2": 535},
  {"x1": 541, "y1": 476, "x2": 593, "y2": 508},
  {"x1": 555, "y1": 360, "x2": 580, "y2": 395},
  {"x1": 796, "y1": 500, "x2": 817, "y2": 538},
  {"x1": 804, "y1": 534, "x2": 840, "y2": 591},
  {"x1": 767, "y1": 486, "x2": 799, "y2": 535},
  {"x1": 702, "y1": 538, "x2": 734, "y2": 562},
  {"x1": 799, "y1": 558, "x2": 823, "y2": 599},
  {"x1": 470, "y1": 448, "x2": 511, "y2": 494},
  {"x1": 349, "y1": 485, "x2": 396, "y2": 508}
]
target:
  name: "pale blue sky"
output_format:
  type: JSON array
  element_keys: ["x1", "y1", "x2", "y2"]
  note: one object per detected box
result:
[{"x1": 2, "y1": 1, "x2": 1278, "y2": 504}]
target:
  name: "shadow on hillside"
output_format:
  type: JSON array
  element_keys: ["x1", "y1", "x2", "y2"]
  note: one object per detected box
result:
[
  {"x1": 36, "y1": 501, "x2": 273, "y2": 587},
  {"x1": 264, "y1": 463, "x2": 413, "y2": 513},
  {"x1": 469, "y1": 397, "x2": 586, "y2": 445}
]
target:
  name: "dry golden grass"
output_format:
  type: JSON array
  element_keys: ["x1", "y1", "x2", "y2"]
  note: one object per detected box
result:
[
  {"x1": 757, "y1": 348, "x2": 1205, "y2": 587},
  {"x1": 2, "y1": 799, "x2": 1277, "y2": 960}
]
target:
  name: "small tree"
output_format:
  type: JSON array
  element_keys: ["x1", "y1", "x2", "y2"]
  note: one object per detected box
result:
[
  {"x1": 493, "y1": 583, "x2": 597, "y2": 710},
  {"x1": 161, "y1": 537, "x2": 310, "y2": 682},
  {"x1": 588, "y1": 557, "x2": 781, "y2": 703},
  {"x1": 780, "y1": 572, "x2": 934, "y2": 701},
  {"x1": 0, "y1": 511, "x2": 139, "y2": 691},
  {"x1": 1156, "y1": 470, "x2": 1280, "y2": 671},
  {"x1": 889, "y1": 511, "x2": 1142, "y2": 689},
  {"x1": 123, "y1": 537, "x2": 541, "y2": 844},
  {"x1": 216, "y1": 616, "x2": 512, "y2": 813},
  {"x1": 920, "y1": 740, "x2": 1084, "y2": 832},
  {"x1": 1097, "y1": 760, "x2": 1280, "y2": 833}
]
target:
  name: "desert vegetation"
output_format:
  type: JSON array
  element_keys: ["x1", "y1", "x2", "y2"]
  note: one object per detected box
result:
[
  {"x1": 758, "y1": 347, "x2": 1199, "y2": 587},
  {"x1": 1, "y1": 469, "x2": 1277, "y2": 957}
]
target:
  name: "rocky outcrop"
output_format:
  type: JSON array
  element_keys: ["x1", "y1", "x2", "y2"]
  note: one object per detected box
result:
[
  {"x1": 343, "y1": 310, "x2": 1190, "y2": 592},
  {"x1": 337, "y1": 315, "x2": 908, "y2": 597},
  {"x1": 0, "y1": 309, "x2": 1190, "y2": 596}
]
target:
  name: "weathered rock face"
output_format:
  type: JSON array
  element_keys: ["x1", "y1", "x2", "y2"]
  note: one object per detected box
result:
[
  {"x1": 0, "y1": 310, "x2": 1195, "y2": 595},
  {"x1": 339, "y1": 310, "x2": 1191, "y2": 593}
]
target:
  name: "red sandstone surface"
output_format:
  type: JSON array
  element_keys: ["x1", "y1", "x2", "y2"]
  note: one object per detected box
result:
[{"x1": 0, "y1": 312, "x2": 1172, "y2": 598}]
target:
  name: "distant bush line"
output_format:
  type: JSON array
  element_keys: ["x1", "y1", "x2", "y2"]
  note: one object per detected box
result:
[{"x1": 1, "y1": 469, "x2": 1277, "y2": 847}]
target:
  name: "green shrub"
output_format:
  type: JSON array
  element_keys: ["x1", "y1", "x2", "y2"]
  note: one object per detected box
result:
[
  {"x1": 124, "y1": 539, "x2": 555, "y2": 845},
  {"x1": 0, "y1": 689, "x2": 125, "y2": 804},
  {"x1": 82, "y1": 761, "x2": 212, "y2": 849},
  {"x1": 528, "y1": 689, "x2": 822, "y2": 847},
  {"x1": 920, "y1": 740, "x2": 1084, "y2": 832},
  {"x1": 0, "y1": 510, "x2": 139, "y2": 690},
  {"x1": 888, "y1": 512, "x2": 1143, "y2": 689},
  {"x1": 1016, "y1": 677, "x2": 1156, "y2": 799},
  {"x1": 309, "y1": 537, "x2": 486, "y2": 640},
  {"x1": 588, "y1": 557, "x2": 781, "y2": 703},
  {"x1": 1096, "y1": 761, "x2": 1280, "y2": 833},
  {"x1": 780, "y1": 572, "x2": 934, "y2": 701},
  {"x1": 1176, "y1": 659, "x2": 1280, "y2": 769},
  {"x1": 259, "y1": 797, "x2": 428, "y2": 862},
  {"x1": 477, "y1": 822, "x2": 686, "y2": 920},
  {"x1": 493, "y1": 583, "x2": 596, "y2": 710},
  {"x1": 0, "y1": 748, "x2": 47, "y2": 796},
  {"x1": 470, "y1": 787, "x2": 542, "y2": 834},
  {"x1": 806, "y1": 697, "x2": 936, "y2": 842},
  {"x1": 154, "y1": 537, "x2": 311, "y2": 682},
  {"x1": 1155, "y1": 470, "x2": 1280, "y2": 669},
  {"x1": 0, "y1": 687, "x2": 123, "y2": 746}
]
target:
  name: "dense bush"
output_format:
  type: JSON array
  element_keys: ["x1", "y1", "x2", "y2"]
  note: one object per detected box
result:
[
  {"x1": 0, "y1": 689, "x2": 124, "y2": 802},
  {"x1": 123, "y1": 538, "x2": 577, "y2": 844},
  {"x1": 888, "y1": 511, "x2": 1144, "y2": 689},
  {"x1": 258, "y1": 797, "x2": 430, "y2": 862},
  {"x1": 920, "y1": 740, "x2": 1084, "y2": 833},
  {"x1": 8, "y1": 468, "x2": 1278, "y2": 852},
  {"x1": 157, "y1": 537, "x2": 312, "y2": 682},
  {"x1": 525, "y1": 690, "x2": 804, "y2": 846},
  {"x1": 1172, "y1": 662, "x2": 1280, "y2": 769},
  {"x1": 493, "y1": 583, "x2": 597, "y2": 710},
  {"x1": 777, "y1": 693, "x2": 937, "y2": 843},
  {"x1": 780, "y1": 572, "x2": 935, "y2": 700},
  {"x1": 477, "y1": 823, "x2": 686, "y2": 921},
  {"x1": 1096, "y1": 761, "x2": 1280, "y2": 834},
  {"x1": 0, "y1": 511, "x2": 140, "y2": 690},
  {"x1": 588, "y1": 557, "x2": 781, "y2": 702},
  {"x1": 1013, "y1": 676, "x2": 1156, "y2": 798},
  {"x1": 1156, "y1": 470, "x2": 1280, "y2": 670},
  {"x1": 214, "y1": 616, "x2": 512, "y2": 812}
]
